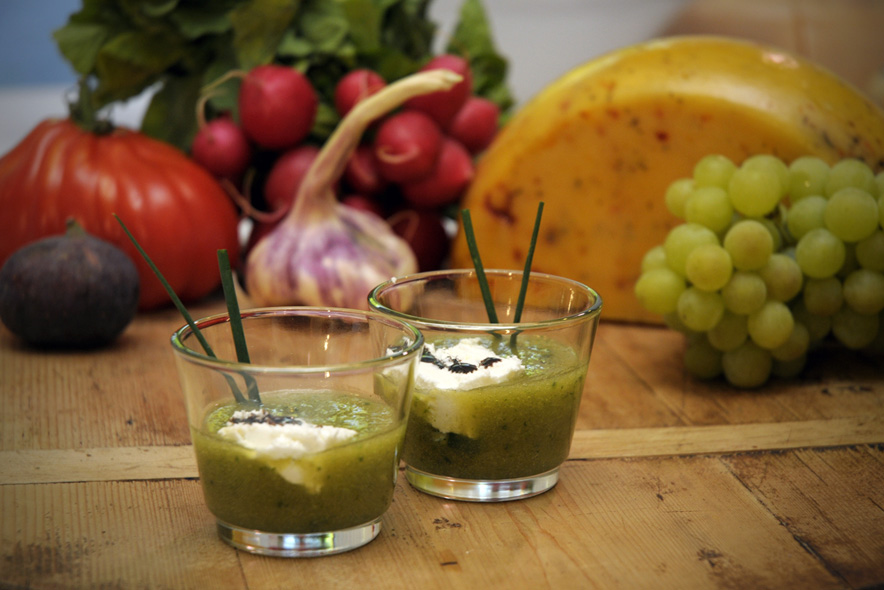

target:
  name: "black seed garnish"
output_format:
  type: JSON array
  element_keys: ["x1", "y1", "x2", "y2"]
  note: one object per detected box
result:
[
  {"x1": 448, "y1": 359, "x2": 478, "y2": 374},
  {"x1": 422, "y1": 350, "x2": 447, "y2": 369},
  {"x1": 480, "y1": 357, "x2": 502, "y2": 368},
  {"x1": 228, "y1": 409, "x2": 305, "y2": 427}
]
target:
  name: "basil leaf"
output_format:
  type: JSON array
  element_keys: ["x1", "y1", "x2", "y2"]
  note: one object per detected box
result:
[
  {"x1": 338, "y1": 0, "x2": 382, "y2": 52},
  {"x1": 231, "y1": 0, "x2": 301, "y2": 69},
  {"x1": 141, "y1": 73, "x2": 202, "y2": 148},
  {"x1": 141, "y1": 0, "x2": 180, "y2": 18},
  {"x1": 300, "y1": 1, "x2": 349, "y2": 53},
  {"x1": 449, "y1": 0, "x2": 513, "y2": 110},
  {"x1": 94, "y1": 30, "x2": 185, "y2": 104},
  {"x1": 53, "y1": 22, "x2": 110, "y2": 75},
  {"x1": 170, "y1": 2, "x2": 237, "y2": 39}
]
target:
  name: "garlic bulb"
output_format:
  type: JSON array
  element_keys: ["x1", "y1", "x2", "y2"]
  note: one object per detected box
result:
[{"x1": 245, "y1": 70, "x2": 462, "y2": 309}]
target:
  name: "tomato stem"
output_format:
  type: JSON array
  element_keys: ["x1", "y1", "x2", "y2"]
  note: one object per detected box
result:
[{"x1": 68, "y1": 77, "x2": 114, "y2": 135}]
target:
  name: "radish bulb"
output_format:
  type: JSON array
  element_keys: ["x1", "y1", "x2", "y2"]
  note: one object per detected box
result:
[{"x1": 245, "y1": 69, "x2": 462, "y2": 309}]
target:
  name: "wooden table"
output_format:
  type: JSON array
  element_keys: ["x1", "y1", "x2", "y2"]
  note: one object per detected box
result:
[{"x1": 2, "y1": 300, "x2": 883, "y2": 589}]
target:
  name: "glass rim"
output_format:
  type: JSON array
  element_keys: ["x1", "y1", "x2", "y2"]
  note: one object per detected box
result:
[
  {"x1": 368, "y1": 268, "x2": 603, "y2": 331},
  {"x1": 170, "y1": 306, "x2": 424, "y2": 374}
]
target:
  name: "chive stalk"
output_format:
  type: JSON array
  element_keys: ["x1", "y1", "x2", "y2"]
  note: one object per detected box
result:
[
  {"x1": 115, "y1": 214, "x2": 247, "y2": 403},
  {"x1": 460, "y1": 209, "x2": 498, "y2": 323},
  {"x1": 514, "y1": 201, "x2": 544, "y2": 323},
  {"x1": 217, "y1": 249, "x2": 261, "y2": 403},
  {"x1": 460, "y1": 202, "x2": 545, "y2": 350}
]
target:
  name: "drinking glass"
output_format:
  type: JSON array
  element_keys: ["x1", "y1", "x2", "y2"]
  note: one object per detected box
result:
[
  {"x1": 171, "y1": 307, "x2": 423, "y2": 557},
  {"x1": 369, "y1": 269, "x2": 602, "y2": 501}
]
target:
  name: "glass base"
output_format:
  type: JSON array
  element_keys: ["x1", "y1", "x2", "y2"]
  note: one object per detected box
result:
[
  {"x1": 217, "y1": 517, "x2": 382, "y2": 557},
  {"x1": 404, "y1": 465, "x2": 560, "y2": 502}
]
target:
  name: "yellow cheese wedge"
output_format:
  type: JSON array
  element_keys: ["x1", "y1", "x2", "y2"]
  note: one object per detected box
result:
[{"x1": 451, "y1": 36, "x2": 884, "y2": 323}]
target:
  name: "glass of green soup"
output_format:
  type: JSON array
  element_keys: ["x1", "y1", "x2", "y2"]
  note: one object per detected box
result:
[
  {"x1": 170, "y1": 307, "x2": 423, "y2": 557},
  {"x1": 369, "y1": 270, "x2": 602, "y2": 502}
]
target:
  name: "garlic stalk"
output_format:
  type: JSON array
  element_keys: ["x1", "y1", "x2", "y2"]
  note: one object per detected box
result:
[{"x1": 244, "y1": 69, "x2": 462, "y2": 309}]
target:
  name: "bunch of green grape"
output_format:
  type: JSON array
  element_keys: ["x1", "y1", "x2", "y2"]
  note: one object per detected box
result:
[{"x1": 635, "y1": 154, "x2": 884, "y2": 388}]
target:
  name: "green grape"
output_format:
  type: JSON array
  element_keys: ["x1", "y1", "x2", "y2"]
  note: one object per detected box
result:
[
  {"x1": 842, "y1": 268, "x2": 884, "y2": 314},
  {"x1": 677, "y1": 286, "x2": 725, "y2": 332},
  {"x1": 875, "y1": 171, "x2": 884, "y2": 197},
  {"x1": 771, "y1": 355, "x2": 807, "y2": 378},
  {"x1": 788, "y1": 156, "x2": 829, "y2": 201},
  {"x1": 634, "y1": 268, "x2": 686, "y2": 315},
  {"x1": 723, "y1": 219, "x2": 774, "y2": 271},
  {"x1": 722, "y1": 341, "x2": 773, "y2": 388},
  {"x1": 803, "y1": 277, "x2": 843, "y2": 316},
  {"x1": 856, "y1": 231, "x2": 884, "y2": 271},
  {"x1": 837, "y1": 243, "x2": 860, "y2": 279},
  {"x1": 758, "y1": 253, "x2": 803, "y2": 302},
  {"x1": 770, "y1": 322, "x2": 810, "y2": 362},
  {"x1": 786, "y1": 195, "x2": 827, "y2": 240},
  {"x1": 791, "y1": 300, "x2": 832, "y2": 343},
  {"x1": 665, "y1": 178, "x2": 695, "y2": 219},
  {"x1": 742, "y1": 154, "x2": 790, "y2": 193},
  {"x1": 641, "y1": 245, "x2": 668, "y2": 272},
  {"x1": 824, "y1": 158, "x2": 876, "y2": 196},
  {"x1": 663, "y1": 223, "x2": 719, "y2": 276},
  {"x1": 685, "y1": 243, "x2": 733, "y2": 291},
  {"x1": 880, "y1": 194, "x2": 884, "y2": 228},
  {"x1": 684, "y1": 335, "x2": 723, "y2": 380},
  {"x1": 831, "y1": 306, "x2": 880, "y2": 349},
  {"x1": 707, "y1": 311, "x2": 748, "y2": 352},
  {"x1": 748, "y1": 300, "x2": 794, "y2": 349},
  {"x1": 693, "y1": 154, "x2": 737, "y2": 189},
  {"x1": 684, "y1": 186, "x2": 734, "y2": 233},
  {"x1": 795, "y1": 228, "x2": 846, "y2": 278},
  {"x1": 756, "y1": 215, "x2": 785, "y2": 253},
  {"x1": 722, "y1": 271, "x2": 767, "y2": 314},
  {"x1": 824, "y1": 187, "x2": 879, "y2": 242},
  {"x1": 727, "y1": 165, "x2": 784, "y2": 217}
]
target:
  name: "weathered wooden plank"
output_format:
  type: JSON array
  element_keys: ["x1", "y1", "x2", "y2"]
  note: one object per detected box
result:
[
  {"x1": 5, "y1": 449, "x2": 881, "y2": 590},
  {"x1": 0, "y1": 446, "x2": 198, "y2": 485},
  {"x1": 4, "y1": 416, "x2": 882, "y2": 485},
  {"x1": 0, "y1": 304, "x2": 203, "y2": 452},
  {"x1": 0, "y1": 480, "x2": 242, "y2": 589},
  {"x1": 4, "y1": 306, "x2": 882, "y2": 456},
  {"x1": 3, "y1": 455, "x2": 849, "y2": 590},
  {"x1": 723, "y1": 445, "x2": 884, "y2": 589},
  {"x1": 569, "y1": 415, "x2": 884, "y2": 459},
  {"x1": 595, "y1": 322, "x2": 884, "y2": 429}
]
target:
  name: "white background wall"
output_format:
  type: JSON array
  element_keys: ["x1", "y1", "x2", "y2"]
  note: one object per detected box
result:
[{"x1": 0, "y1": 0, "x2": 688, "y2": 154}]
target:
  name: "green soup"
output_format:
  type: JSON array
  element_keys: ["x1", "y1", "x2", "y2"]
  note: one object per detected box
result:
[
  {"x1": 403, "y1": 336, "x2": 586, "y2": 480},
  {"x1": 192, "y1": 391, "x2": 404, "y2": 533}
]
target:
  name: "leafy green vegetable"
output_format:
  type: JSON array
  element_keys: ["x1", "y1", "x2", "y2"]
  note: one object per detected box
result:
[{"x1": 53, "y1": 0, "x2": 512, "y2": 151}]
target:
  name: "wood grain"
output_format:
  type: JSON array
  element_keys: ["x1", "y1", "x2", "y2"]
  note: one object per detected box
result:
[
  {"x1": 3, "y1": 415, "x2": 882, "y2": 485},
  {"x1": 2, "y1": 299, "x2": 883, "y2": 589},
  {"x1": 5, "y1": 450, "x2": 878, "y2": 589}
]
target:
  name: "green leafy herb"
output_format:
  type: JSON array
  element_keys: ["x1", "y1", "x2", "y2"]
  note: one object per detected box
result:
[
  {"x1": 514, "y1": 201, "x2": 544, "y2": 323},
  {"x1": 460, "y1": 208, "x2": 498, "y2": 324},
  {"x1": 115, "y1": 214, "x2": 248, "y2": 403},
  {"x1": 53, "y1": 0, "x2": 512, "y2": 151},
  {"x1": 461, "y1": 203, "x2": 545, "y2": 350},
  {"x1": 217, "y1": 249, "x2": 261, "y2": 403}
]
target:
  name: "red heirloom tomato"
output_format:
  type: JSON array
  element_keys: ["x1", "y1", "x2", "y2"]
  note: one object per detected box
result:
[{"x1": 0, "y1": 118, "x2": 241, "y2": 310}]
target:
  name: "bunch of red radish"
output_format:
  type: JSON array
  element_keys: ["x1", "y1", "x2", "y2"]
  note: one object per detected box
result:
[{"x1": 190, "y1": 54, "x2": 500, "y2": 271}]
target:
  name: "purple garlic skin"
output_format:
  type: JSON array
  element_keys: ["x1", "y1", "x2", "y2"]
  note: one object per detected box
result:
[
  {"x1": 245, "y1": 198, "x2": 417, "y2": 309},
  {"x1": 243, "y1": 69, "x2": 461, "y2": 310}
]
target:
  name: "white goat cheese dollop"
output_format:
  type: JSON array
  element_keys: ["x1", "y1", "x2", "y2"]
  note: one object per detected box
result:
[
  {"x1": 416, "y1": 338, "x2": 523, "y2": 391},
  {"x1": 415, "y1": 338, "x2": 523, "y2": 437},
  {"x1": 217, "y1": 409, "x2": 357, "y2": 488}
]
